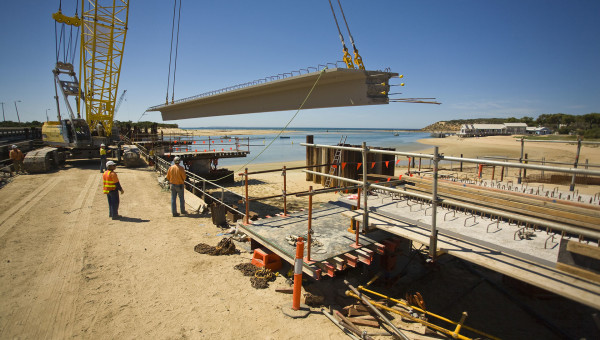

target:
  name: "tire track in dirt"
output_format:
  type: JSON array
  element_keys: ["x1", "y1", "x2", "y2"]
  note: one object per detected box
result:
[
  {"x1": 0, "y1": 176, "x2": 61, "y2": 239},
  {"x1": 37, "y1": 172, "x2": 99, "y2": 339},
  {"x1": 0, "y1": 173, "x2": 98, "y2": 339}
]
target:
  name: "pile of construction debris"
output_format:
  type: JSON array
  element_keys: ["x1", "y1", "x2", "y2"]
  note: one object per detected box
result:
[
  {"x1": 234, "y1": 262, "x2": 277, "y2": 289},
  {"x1": 322, "y1": 280, "x2": 490, "y2": 339},
  {"x1": 194, "y1": 237, "x2": 237, "y2": 256}
]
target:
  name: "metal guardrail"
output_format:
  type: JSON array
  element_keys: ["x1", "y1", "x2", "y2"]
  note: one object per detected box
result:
[
  {"x1": 301, "y1": 142, "x2": 600, "y2": 259},
  {"x1": 301, "y1": 142, "x2": 600, "y2": 176},
  {"x1": 133, "y1": 138, "x2": 246, "y2": 217}
]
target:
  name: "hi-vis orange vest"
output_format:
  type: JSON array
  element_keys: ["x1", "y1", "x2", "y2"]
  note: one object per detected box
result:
[{"x1": 102, "y1": 170, "x2": 118, "y2": 194}]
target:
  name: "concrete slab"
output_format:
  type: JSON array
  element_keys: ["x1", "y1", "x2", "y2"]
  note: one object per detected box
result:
[
  {"x1": 148, "y1": 68, "x2": 397, "y2": 120},
  {"x1": 237, "y1": 201, "x2": 392, "y2": 279}
]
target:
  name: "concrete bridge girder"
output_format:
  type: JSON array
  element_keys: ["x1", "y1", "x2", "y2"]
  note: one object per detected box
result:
[{"x1": 149, "y1": 68, "x2": 397, "y2": 121}]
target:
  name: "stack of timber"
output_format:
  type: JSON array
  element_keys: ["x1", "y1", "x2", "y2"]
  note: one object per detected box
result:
[
  {"x1": 403, "y1": 176, "x2": 600, "y2": 234},
  {"x1": 304, "y1": 135, "x2": 395, "y2": 187}
]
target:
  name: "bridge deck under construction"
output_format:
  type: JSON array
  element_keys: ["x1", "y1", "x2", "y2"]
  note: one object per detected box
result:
[
  {"x1": 149, "y1": 68, "x2": 397, "y2": 120},
  {"x1": 340, "y1": 194, "x2": 600, "y2": 311},
  {"x1": 237, "y1": 201, "x2": 394, "y2": 280}
]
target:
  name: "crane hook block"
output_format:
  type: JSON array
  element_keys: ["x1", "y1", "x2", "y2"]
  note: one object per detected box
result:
[
  {"x1": 353, "y1": 50, "x2": 365, "y2": 70},
  {"x1": 343, "y1": 49, "x2": 355, "y2": 69},
  {"x1": 53, "y1": 10, "x2": 81, "y2": 27}
]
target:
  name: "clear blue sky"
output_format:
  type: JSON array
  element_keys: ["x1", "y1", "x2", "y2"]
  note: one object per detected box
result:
[{"x1": 1, "y1": 0, "x2": 599, "y2": 129}]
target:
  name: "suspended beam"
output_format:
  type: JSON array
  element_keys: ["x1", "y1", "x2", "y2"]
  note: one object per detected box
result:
[{"x1": 148, "y1": 68, "x2": 398, "y2": 121}]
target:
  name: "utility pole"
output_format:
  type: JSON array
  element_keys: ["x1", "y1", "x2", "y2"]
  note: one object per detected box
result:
[
  {"x1": 14, "y1": 100, "x2": 21, "y2": 123},
  {"x1": 1, "y1": 102, "x2": 5, "y2": 121},
  {"x1": 46, "y1": 108, "x2": 51, "y2": 122}
]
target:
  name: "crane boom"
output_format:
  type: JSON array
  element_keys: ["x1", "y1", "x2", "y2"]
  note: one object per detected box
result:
[{"x1": 80, "y1": 0, "x2": 129, "y2": 136}]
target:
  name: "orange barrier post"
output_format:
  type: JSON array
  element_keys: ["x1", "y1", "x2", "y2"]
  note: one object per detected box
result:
[
  {"x1": 491, "y1": 166, "x2": 496, "y2": 180},
  {"x1": 407, "y1": 157, "x2": 412, "y2": 175},
  {"x1": 478, "y1": 164, "x2": 483, "y2": 179},
  {"x1": 292, "y1": 237, "x2": 304, "y2": 311},
  {"x1": 244, "y1": 168, "x2": 249, "y2": 225}
]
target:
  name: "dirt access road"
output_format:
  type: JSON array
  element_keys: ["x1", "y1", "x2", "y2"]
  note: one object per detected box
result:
[{"x1": 0, "y1": 161, "x2": 339, "y2": 339}]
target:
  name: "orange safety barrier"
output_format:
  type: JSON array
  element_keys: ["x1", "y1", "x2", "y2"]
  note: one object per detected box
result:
[
  {"x1": 251, "y1": 248, "x2": 282, "y2": 271},
  {"x1": 293, "y1": 237, "x2": 304, "y2": 310}
]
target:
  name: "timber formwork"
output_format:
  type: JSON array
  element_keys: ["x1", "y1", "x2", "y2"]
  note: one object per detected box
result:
[{"x1": 237, "y1": 201, "x2": 395, "y2": 280}]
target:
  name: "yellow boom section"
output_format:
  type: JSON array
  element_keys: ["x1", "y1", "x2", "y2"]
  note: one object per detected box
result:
[{"x1": 80, "y1": 0, "x2": 129, "y2": 137}]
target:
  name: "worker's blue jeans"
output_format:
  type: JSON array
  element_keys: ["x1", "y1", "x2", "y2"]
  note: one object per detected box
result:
[
  {"x1": 107, "y1": 190, "x2": 120, "y2": 217},
  {"x1": 100, "y1": 155, "x2": 107, "y2": 173},
  {"x1": 171, "y1": 184, "x2": 186, "y2": 214}
]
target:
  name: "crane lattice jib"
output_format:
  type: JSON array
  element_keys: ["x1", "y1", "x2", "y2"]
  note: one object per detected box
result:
[{"x1": 80, "y1": 0, "x2": 129, "y2": 137}]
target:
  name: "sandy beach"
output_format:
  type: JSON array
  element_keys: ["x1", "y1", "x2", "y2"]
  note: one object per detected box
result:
[{"x1": 416, "y1": 135, "x2": 600, "y2": 163}]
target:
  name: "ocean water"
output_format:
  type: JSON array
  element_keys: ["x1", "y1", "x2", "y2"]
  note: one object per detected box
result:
[{"x1": 180, "y1": 127, "x2": 430, "y2": 167}]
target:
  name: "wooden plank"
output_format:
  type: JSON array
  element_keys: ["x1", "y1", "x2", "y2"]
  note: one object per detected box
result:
[
  {"x1": 406, "y1": 183, "x2": 600, "y2": 231},
  {"x1": 344, "y1": 209, "x2": 600, "y2": 311},
  {"x1": 567, "y1": 241, "x2": 600, "y2": 260},
  {"x1": 556, "y1": 263, "x2": 600, "y2": 284},
  {"x1": 409, "y1": 176, "x2": 600, "y2": 219},
  {"x1": 347, "y1": 317, "x2": 380, "y2": 328},
  {"x1": 184, "y1": 189, "x2": 207, "y2": 213}
]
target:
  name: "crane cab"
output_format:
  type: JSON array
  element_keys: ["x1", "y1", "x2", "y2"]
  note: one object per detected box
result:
[{"x1": 42, "y1": 119, "x2": 92, "y2": 148}]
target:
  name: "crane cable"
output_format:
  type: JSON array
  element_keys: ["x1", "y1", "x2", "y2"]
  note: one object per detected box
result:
[
  {"x1": 171, "y1": 0, "x2": 183, "y2": 104},
  {"x1": 165, "y1": 0, "x2": 182, "y2": 105},
  {"x1": 205, "y1": 67, "x2": 328, "y2": 183},
  {"x1": 335, "y1": 0, "x2": 365, "y2": 70},
  {"x1": 327, "y1": 0, "x2": 353, "y2": 69},
  {"x1": 53, "y1": 0, "x2": 80, "y2": 65}
]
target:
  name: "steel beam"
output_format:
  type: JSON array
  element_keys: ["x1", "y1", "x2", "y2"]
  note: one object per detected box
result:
[{"x1": 148, "y1": 68, "x2": 397, "y2": 120}]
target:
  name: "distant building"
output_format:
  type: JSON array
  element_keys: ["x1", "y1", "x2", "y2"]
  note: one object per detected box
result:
[
  {"x1": 458, "y1": 124, "x2": 507, "y2": 137},
  {"x1": 504, "y1": 123, "x2": 528, "y2": 135},
  {"x1": 526, "y1": 126, "x2": 552, "y2": 135}
]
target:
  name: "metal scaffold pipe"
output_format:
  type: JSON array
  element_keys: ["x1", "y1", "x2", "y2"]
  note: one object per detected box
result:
[{"x1": 300, "y1": 142, "x2": 600, "y2": 176}]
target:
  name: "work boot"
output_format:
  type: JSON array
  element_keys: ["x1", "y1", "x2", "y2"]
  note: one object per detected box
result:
[
  {"x1": 181, "y1": 211, "x2": 188, "y2": 215},
  {"x1": 173, "y1": 213, "x2": 180, "y2": 217}
]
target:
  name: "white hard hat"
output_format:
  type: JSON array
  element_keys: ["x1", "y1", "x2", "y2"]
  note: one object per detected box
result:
[
  {"x1": 106, "y1": 161, "x2": 116, "y2": 167},
  {"x1": 11, "y1": 145, "x2": 17, "y2": 149},
  {"x1": 174, "y1": 157, "x2": 181, "y2": 163},
  {"x1": 101, "y1": 143, "x2": 105, "y2": 147}
]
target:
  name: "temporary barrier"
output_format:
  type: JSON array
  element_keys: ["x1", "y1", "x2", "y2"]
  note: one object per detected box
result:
[{"x1": 292, "y1": 237, "x2": 304, "y2": 311}]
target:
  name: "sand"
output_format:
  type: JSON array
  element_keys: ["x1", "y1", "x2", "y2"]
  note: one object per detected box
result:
[
  {"x1": 1, "y1": 133, "x2": 598, "y2": 339},
  {"x1": 0, "y1": 162, "x2": 344, "y2": 339},
  {"x1": 416, "y1": 135, "x2": 600, "y2": 163}
]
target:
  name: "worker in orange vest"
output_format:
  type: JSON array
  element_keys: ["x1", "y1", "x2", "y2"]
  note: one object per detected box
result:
[
  {"x1": 103, "y1": 161, "x2": 124, "y2": 220},
  {"x1": 9, "y1": 145, "x2": 25, "y2": 174},
  {"x1": 166, "y1": 156, "x2": 187, "y2": 217},
  {"x1": 100, "y1": 143, "x2": 107, "y2": 173}
]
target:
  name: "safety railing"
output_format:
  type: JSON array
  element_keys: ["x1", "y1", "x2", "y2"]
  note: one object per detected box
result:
[
  {"x1": 301, "y1": 141, "x2": 600, "y2": 259},
  {"x1": 134, "y1": 138, "x2": 246, "y2": 217}
]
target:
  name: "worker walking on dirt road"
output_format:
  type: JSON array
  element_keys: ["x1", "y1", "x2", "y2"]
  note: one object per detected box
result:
[
  {"x1": 166, "y1": 156, "x2": 187, "y2": 217},
  {"x1": 103, "y1": 161, "x2": 124, "y2": 220},
  {"x1": 100, "y1": 144, "x2": 107, "y2": 173},
  {"x1": 9, "y1": 145, "x2": 25, "y2": 174}
]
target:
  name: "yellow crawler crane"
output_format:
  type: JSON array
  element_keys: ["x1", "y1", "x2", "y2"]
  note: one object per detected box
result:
[
  {"x1": 27, "y1": 1, "x2": 129, "y2": 173},
  {"x1": 80, "y1": 0, "x2": 129, "y2": 137}
]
